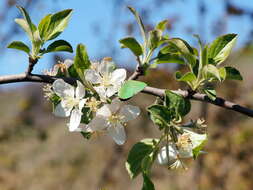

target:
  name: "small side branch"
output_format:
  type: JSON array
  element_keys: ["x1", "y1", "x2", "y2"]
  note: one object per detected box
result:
[{"x1": 26, "y1": 57, "x2": 38, "y2": 75}]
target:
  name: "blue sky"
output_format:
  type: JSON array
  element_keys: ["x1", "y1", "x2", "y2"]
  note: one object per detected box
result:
[{"x1": 1, "y1": 0, "x2": 253, "y2": 81}]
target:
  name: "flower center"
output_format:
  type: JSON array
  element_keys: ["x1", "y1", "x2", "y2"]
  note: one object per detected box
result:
[
  {"x1": 177, "y1": 133, "x2": 192, "y2": 150},
  {"x1": 86, "y1": 97, "x2": 101, "y2": 112},
  {"x1": 101, "y1": 74, "x2": 112, "y2": 87},
  {"x1": 108, "y1": 113, "x2": 123, "y2": 124},
  {"x1": 65, "y1": 97, "x2": 79, "y2": 108}
]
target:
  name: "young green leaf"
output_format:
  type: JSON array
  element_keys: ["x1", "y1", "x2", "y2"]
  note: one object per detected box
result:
[
  {"x1": 224, "y1": 66, "x2": 243, "y2": 80},
  {"x1": 118, "y1": 80, "x2": 147, "y2": 99},
  {"x1": 155, "y1": 20, "x2": 167, "y2": 32},
  {"x1": 16, "y1": 6, "x2": 36, "y2": 41},
  {"x1": 127, "y1": 6, "x2": 146, "y2": 43},
  {"x1": 42, "y1": 9, "x2": 73, "y2": 41},
  {"x1": 169, "y1": 38, "x2": 194, "y2": 54},
  {"x1": 203, "y1": 64, "x2": 221, "y2": 81},
  {"x1": 148, "y1": 30, "x2": 161, "y2": 50},
  {"x1": 175, "y1": 71, "x2": 197, "y2": 83},
  {"x1": 74, "y1": 44, "x2": 91, "y2": 78},
  {"x1": 125, "y1": 138, "x2": 158, "y2": 179},
  {"x1": 154, "y1": 53, "x2": 185, "y2": 65},
  {"x1": 147, "y1": 104, "x2": 173, "y2": 127},
  {"x1": 142, "y1": 173, "x2": 155, "y2": 190},
  {"x1": 165, "y1": 90, "x2": 191, "y2": 117},
  {"x1": 7, "y1": 41, "x2": 30, "y2": 54},
  {"x1": 38, "y1": 14, "x2": 52, "y2": 41},
  {"x1": 45, "y1": 40, "x2": 73, "y2": 53},
  {"x1": 119, "y1": 37, "x2": 143, "y2": 56},
  {"x1": 208, "y1": 34, "x2": 237, "y2": 65}
]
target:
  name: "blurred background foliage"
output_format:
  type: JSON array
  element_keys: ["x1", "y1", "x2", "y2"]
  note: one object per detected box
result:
[{"x1": 0, "y1": 0, "x2": 253, "y2": 190}]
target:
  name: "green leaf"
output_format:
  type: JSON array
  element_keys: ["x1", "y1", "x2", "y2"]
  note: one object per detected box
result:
[
  {"x1": 155, "y1": 53, "x2": 185, "y2": 65},
  {"x1": 165, "y1": 90, "x2": 191, "y2": 117},
  {"x1": 147, "y1": 104, "x2": 172, "y2": 128},
  {"x1": 203, "y1": 64, "x2": 221, "y2": 81},
  {"x1": 219, "y1": 67, "x2": 226, "y2": 81},
  {"x1": 46, "y1": 40, "x2": 73, "y2": 53},
  {"x1": 118, "y1": 80, "x2": 147, "y2": 99},
  {"x1": 203, "y1": 88, "x2": 216, "y2": 101},
  {"x1": 169, "y1": 38, "x2": 194, "y2": 54},
  {"x1": 119, "y1": 37, "x2": 143, "y2": 56},
  {"x1": 157, "y1": 39, "x2": 195, "y2": 66},
  {"x1": 68, "y1": 64, "x2": 79, "y2": 78},
  {"x1": 175, "y1": 71, "x2": 196, "y2": 83},
  {"x1": 74, "y1": 44, "x2": 91, "y2": 78},
  {"x1": 208, "y1": 34, "x2": 237, "y2": 65},
  {"x1": 224, "y1": 66, "x2": 243, "y2": 80},
  {"x1": 155, "y1": 20, "x2": 167, "y2": 32},
  {"x1": 127, "y1": 6, "x2": 146, "y2": 43},
  {"x1": 142, "y1": 173, "x2": 155, "y2": 190},
  {"x1": 16, "y1": 6, "x2": 36, "y2": 41},
  {"x1": 42, "y1": 9, "x2": 73, "y2": 41},
  {"x1": 201, "y1": 45, "x2": 209, "y2": 67},
  {"x1": 148, "y1": 30, "x2": 161, "y2": 50},
  {"x1": 7, "y1": 41, "x2": 30, "y2": 54},
  {"x1": 125, "y1": 138, "x2": 158, "y2": 179},
  {"x1": 38, "y1": 14, "x2": 52, "y2": 41}
]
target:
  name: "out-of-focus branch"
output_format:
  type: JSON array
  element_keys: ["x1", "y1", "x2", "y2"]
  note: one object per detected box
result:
[{"x1": 0, "y1": 73, "x2": 252, "y2": 117}]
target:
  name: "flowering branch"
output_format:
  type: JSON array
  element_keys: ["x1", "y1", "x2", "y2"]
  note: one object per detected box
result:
[{"x1": 0, "y1": 73, "x2": 252, "y2": 117}]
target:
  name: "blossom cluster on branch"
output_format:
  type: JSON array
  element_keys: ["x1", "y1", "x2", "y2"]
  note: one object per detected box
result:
[{"x1": 4, "y1": 5, "x2": 247, "y2": 190}]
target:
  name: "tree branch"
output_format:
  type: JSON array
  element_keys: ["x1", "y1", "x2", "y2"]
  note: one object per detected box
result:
[{"x1": 0, "y1": 73, "x2": 252, "y2": 117}]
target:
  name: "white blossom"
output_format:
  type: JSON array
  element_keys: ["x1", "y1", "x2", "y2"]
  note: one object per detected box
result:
[
  {"x1": 52, "y1": 79, "x2": 86, "y2": 132},
  {"x1": 85, "y1": 60, "x2": 126, "y2": 101},
  {"x1": 157, "y1": 129, "x2": 207, "y2": 169},
  {"x1": 87, "y1": 99, "x2": 140, "y2": 145}
]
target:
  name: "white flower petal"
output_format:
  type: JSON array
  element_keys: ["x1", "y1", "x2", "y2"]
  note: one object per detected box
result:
[
  {"x1": 76, "y1": 81, "x2": 86, "y2": 99},
  {"x1": 157, "y1": 145, "x2": 178, "y2": 165},
  {"x1": 111, "y1": 69, "x2": 127, "y2": 84},
  {"x1": 105, "y1": 86, "x2": 118, "y2": 98},
  {"x1": 97, "y1": 104, "x2": 111, "y2": 117},
  {"x1": 107, "y1": 123, "x2": 126, "y2": 145},
  {"x1": 120, "y1": 105, "x2": 140, "y2": 122},
  {"x1": 94, "y1": 86, "x2": 107, "y2": 101},
  {"x1": 85, "y1": 69, "x2": 101, "y2": 84},
  {"x1": 183, "y1": 129, "x2": 207, "y2": 149},
  {"x1": 108, "y1": 99, "x2": 121, "y2": 113},
  {"x1": 68, "y1": 108, "x2": 82, "y2": 132},
  {"x1": 53, "y1": 79, "x2": 75, "y2": 98},
  {"x1": 53, "y1": 101, "x2": 71, "y2": 117},
  {"x1": 88, "y1": 116, "x2": 108, "y2": 131},
  {"x1": 79, "y1": 99, "x2": 87, "y2": 110}
]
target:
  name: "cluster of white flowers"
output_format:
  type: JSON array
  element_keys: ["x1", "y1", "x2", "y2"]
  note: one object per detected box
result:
[
  {"x1": 46, "y1": 58, "x2": 140, "y2": 145},
  {"x1": 157, "y1": 128, "x2": 207, "y2": 169}
]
